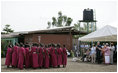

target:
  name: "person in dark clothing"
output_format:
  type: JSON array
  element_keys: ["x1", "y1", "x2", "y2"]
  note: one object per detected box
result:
[{"x1": 96, "y1": 42, "x2": 102, "y2": 64}]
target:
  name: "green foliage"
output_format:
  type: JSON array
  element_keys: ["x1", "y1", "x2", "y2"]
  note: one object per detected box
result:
[
  {"x1": 2, "y1": 24, "x2": 14, "y2": 34},
  {"x1": 1, "y1": 32, "x2": 6, "y2": 34},
  {"x1": 74, "y1": 21, "x2": 84, "y2": 31},
  {"x1": 1, "y1": 50, "x2": 4, "y2": 57},
  {"x1": 74, "y1": 20, "x2": 97, "y2": 32},
  {"x1": 1, "y1": 39, "x2": 11, "y2": 57},
  {"x1": 66, "y1": 17, "x2": 73, "y2": 26},
  {"x1": 73, "y1": 35, "x2": 85, "y2": 39},
  {"x1": 47, "y1": 11, "x2": 73, "y2": 28},
  {"x1": 47, "y1": 22, "x2": 51, "y2": 29}
]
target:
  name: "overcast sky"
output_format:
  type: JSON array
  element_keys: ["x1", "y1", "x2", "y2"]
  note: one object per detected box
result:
[{"x1": 1, "y1": 0, "x2": 117, "y2": 32}]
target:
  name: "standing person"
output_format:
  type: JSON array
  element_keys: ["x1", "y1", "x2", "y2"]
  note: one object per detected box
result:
[
  {"x1": 90, "y1": 44, "x2": 96, "y2": 63},
  {"x1": 96, "y1": 42, "x2": 102, "y2": 64},
  {"x1": 101, "y1": 44, "x2": 105, "y2": 64},
  {"x1": 38, "y1": 44, "x2": 44, "y2": 68},
  {"x1": 29, "y1": 43, "x2": 33, "y2": 68},
  {"x1": 57, "y1": 44, "x2": 62, "y2": 68},
  {"x1": 110, "y1": 43, "x2": 115, "y2": 64},
  {"x1": 18, "y1": 43, "x2": 25, "y2": 69},
  {"x1": 5, "y1": 44, "x2": 13, "y2": 68},
  {"x1": 76, "y1": 50, "x2": 79, "y2": 58},
  {"x1": 71, "y1": 50, "x2": 75, "y2": 58},
  {"x1": 44, "y1": 45, "x2": 50, "y2": 68},
  {"x1": 103, "y1": 43, "x2": 110, "y2": 65},
  {"x1": 12, "y1": 43, "x2": 19, "y2": 68},
  {"x1": 51, "y1": 44, "x2": 58, "y2": 68},
  {"x1": 71, "y1": 50, "x2": 77, "y2": 62},
  {"x1": 24, "y1": 44, "x2": 30, "y2": 68},
  {"x1": 48, "y1": 44, "x2": 52, "y2": 67},
  {"x1": 86, "y1": 49, "x2": 91, "y2": 62},
  {"x1": 114, "y1": 45, "x2": 117, "y2": 63},
  {"x1": 102, "y1": 43, "x2": 105, "y2": 48},
  {"x1": 62, "y1": 45, "x2": 67, "y2": 68},
  {"x1": 85, "y1": 43, "x2": 89, "y2": 50},
  {"x1": 73, "y1": 44, "x2": 77, "y2": 57},
  {"x1": 81, "y1": 43, "x2": 85, "y2": 57},
  {"x1": 31, "y1": 43, "x2": 39, "y2": 68}
]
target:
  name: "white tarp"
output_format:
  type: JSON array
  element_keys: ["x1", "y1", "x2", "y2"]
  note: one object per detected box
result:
[{"x1": 79, "y1": 25, "x2": 117, "y2": 42}]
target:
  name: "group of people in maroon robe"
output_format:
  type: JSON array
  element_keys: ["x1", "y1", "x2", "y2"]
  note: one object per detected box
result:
[{"x1": 5, "y1": 42, "x2": 67, "y2": 70}]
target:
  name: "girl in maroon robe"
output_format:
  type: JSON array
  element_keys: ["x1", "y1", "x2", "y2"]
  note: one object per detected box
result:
[
  {"x1": 48, "y1": 44, "x2": 52, "y2": 67},
  {"x1": 51, "y1": 44, "x2": 58, "y2": 67},
  {"x1": 57, "y1": 44, "x2": 62, "y2": 67},
  {"x1": 44, "y1": 45, "x2": 50, "y2": 68},
  {"x1": 62, "y1": 45, "x2": 67, "y2": 67},
  {"x1": 12, "y1": 43, "x2": 19, "y2": 68},
  {"x1": 29, "y1": 47, "x2": 32, "y2": 68},
  {"x1": 5, "y1": 44, "x2": 13, "y2": 68},
  {"x1": 24, "y1": 44, "x2": 30, "y2": 68},
  {"x1": 38, "y1": 44, "x2": 44, "y2": 68},
  {"x1": 18, "y1": 43, "x2": 25, "y2": 69},
  {"x1": 31, "y1": 43, "x2": 39, "y2": 68}
]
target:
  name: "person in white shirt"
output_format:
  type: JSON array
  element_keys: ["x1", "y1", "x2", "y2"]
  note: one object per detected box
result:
[
  {"x1": 90, "y1": 44, "x2": 96, "y2": 63},
  {"x1": 110, "y1": 43, "x2": 115, "y2": 64}
]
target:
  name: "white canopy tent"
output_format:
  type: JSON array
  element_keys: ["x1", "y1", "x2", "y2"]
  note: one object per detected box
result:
[{"x1": 79, "y1": 25, "x2": 117, "y2": 42}]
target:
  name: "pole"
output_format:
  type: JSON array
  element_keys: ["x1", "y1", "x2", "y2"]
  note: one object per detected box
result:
[
  {"x1": 91, "y1": 22, "x2": 93, "y2": 32},
  {"x1": 95, "y1": 22, "x2": 96, "y2": 31},
  {"x1": 94, "y1": 9, "x2": 97, "y2": 31},
  {"x1": 87, "y1": 22, "x2": 89, "y2": 33}
]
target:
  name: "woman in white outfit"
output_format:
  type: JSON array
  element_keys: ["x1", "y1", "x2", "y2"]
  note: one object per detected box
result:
[
  {"x1": 90, "y1": 44, "x2": 96, "y2": 63},
  {"x1": 103, "y1": 43, "x2": 110, "y2": 64}
]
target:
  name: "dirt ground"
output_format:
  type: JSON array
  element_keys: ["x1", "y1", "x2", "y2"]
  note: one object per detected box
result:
[{"x1": 1, "y1": 58, "x2": 117, "y2": 72}]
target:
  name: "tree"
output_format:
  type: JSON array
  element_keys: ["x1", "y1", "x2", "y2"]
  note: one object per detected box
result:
[
  {"x1": 65, "y1": 17, "x2": 73, "y2": 26},
  {"x1": 1, "y1": 24, "x2": 14, "y2": 34},
  {"x1": 47, "y1": 21, "x2": 51, "y2": 29},
  {"x1": 74, "y1": 20, "x2": 84, "y2": 31},
  {"x1": 47, "y1": 11, "x2": 73, "y2": 28},
  {"x1": 74, "y1": 21, "x2": 97, "y2": 32}
]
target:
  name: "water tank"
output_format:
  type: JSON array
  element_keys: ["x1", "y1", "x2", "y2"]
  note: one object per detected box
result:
[{"x1": 83, "y1": 8, "x2": 93, "y2": 21}]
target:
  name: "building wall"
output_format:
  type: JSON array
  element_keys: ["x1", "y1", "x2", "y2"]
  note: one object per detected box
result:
[{"x1": 24, "y1": 34, "x2": 72, "y2": 50}]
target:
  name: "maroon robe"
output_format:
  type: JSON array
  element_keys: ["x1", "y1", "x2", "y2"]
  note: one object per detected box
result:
[
  {"x1": 18, "y1": 47, "x2": 25, "y2": 69},
  {"x1": 57, "y1": 48, "x2": 62, "y2": 65},
  {"x1": 29, "y1": 51, "x2": 32, "y2": 67},
  {"x1": 51, "y1": 48, "x2": 57, "y2": 67},
  {"x1": 25, "y1": 48, "x2": 30, "y2": 68},
  {"x1": 32, "y1": 46, "x2": 39, "y2": 68},
  {"x1": 44, "y1": 48, "x2": 49, "y2": 68},
  {"x1": 38, "y1": 47, "x2": 44, "y2": 68},
  {"x1": 62, "y1": 48, "x2": 67, "y2": 65},
  {"x1": 5, "y1": 47, "x2": 12, "y2": 66},
  {"x1": 12, "y1": 46, "x2": 18, "y2": 67},
  {"x1": 49, "y1": 47, "x2": 52, "y2": 66}
]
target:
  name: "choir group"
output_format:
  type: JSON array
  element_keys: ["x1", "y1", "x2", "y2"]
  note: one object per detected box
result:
[{"x1": 5, "y1": 43, "x2": 67, "y2": 70}]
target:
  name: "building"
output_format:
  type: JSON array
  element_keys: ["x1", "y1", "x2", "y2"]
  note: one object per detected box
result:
[{"x1": 1, "y1": 26, "x2": 87, "y2": 51}]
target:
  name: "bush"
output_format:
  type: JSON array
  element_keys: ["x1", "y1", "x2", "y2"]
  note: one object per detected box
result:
[{"x1": 1, "y1": 50, "x2": 4, "y2": 58}]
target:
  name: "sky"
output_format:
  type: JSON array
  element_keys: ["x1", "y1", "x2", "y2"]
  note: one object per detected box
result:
[{"x1": 1, "y1": 0, "x2": 117, "y2": 32}]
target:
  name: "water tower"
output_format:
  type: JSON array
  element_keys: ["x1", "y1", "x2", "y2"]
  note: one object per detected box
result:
[{"x1": 79, "y1": 8, "x2": 97, "y2": 33}]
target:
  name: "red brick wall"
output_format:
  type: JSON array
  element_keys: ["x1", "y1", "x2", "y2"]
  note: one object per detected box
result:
[{"x1": 24, "y1": 34, "x2": 72, "y2": 50}]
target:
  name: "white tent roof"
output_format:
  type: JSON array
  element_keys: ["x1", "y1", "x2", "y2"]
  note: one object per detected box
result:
[{"x1": 79, "y1": 25, "x2": 117, "y2": 42}]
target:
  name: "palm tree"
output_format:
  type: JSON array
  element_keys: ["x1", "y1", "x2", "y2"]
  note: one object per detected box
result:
[
  {"x1": 47, "y1": 11, "x2": 73, "y2": 28},
  {"x1": 52, "y1": 17, "x2": 57, "y2": 27},
  {"x1": 47, "y1": 21, "x2": 51, "y2": 29},
  {"x1": 65, "y1": 17, "x2": 73, "y2": 26}
]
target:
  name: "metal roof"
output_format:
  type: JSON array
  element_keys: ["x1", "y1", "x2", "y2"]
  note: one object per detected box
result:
[
  {"x1": 1, "y1": 26, "x2": 88, "y2": 38},
  {"x1": 28, "y1": 26, "x2": 74, "y2": 34},
  {"x1": 1, "y1": 31, "x2": 28, "y2": 38},
  {"x1": 27, "y1": 26, "x2": 87, "y2": 34}
]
